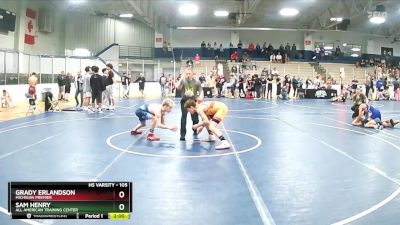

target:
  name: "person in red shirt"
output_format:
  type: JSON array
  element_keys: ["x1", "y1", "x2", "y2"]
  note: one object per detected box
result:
[
  {"x1": 230, "y1": 51, "x2": 239, "y2": 62},
  {"x1": 247, "y1": 42, "x2": 255, "y2": 55},
  {"x1": 194, "y1": 53, "x2": 200, "y2": 65}
]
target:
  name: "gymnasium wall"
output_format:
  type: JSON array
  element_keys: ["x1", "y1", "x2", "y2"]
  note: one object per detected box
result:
[
  {"x1": 167, "y1": 29, "x2": 388, "y2": 55},
  {"x1": 0, "y1": 0, "x2": 155, "y2": 56}
]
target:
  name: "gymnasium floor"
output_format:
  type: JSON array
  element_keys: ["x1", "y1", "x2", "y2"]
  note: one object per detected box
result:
[{"x1": 1, "y1": 98, "x2": 400, "y2": 225}]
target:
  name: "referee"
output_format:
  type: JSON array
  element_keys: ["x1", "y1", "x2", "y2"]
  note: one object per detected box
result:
[{"x1": 177, "y1": 68, "x2": 204, "y2": 141}]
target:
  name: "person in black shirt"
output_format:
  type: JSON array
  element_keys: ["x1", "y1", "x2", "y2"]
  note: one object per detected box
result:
[
  {"x1": 64, "y1": 73, "x2": 72, "y2": 101},
  {"x1": 284, "y1": 75, "x2": 291, "y2": 96},
  {"x1": 276, "y1": 76, "x2": 281, "y2": 97},
  {"x1": 121, "y1": 73, "x2": 131, "y2": 99},
  {"x1": 57, "y1": 71, "x2": 66, "y2": 100},
  {"x1": 292, "y1": 76, "x2": 298, "y2": 97},
  {"x1": 267, "y1": 75, "x2": 273, "y2": 99},
  {"x1": 90, "y1": 66, "x2": 104, "y2": 113},
  {"x1": 74, "y1": 71, "x2": 83, "y2": 107},
  {"x1": 134, "y1": 73, "x2": 146, "y2": 97},
  {"x1": 260, "y1": 75, "x2": 266, "y2": 99},
  {"x1": 238, "y1": 74, "x2": 245, "y2": 98},
  {"x1": 253, "y1": 74, "x2": 262, "y2": 99}
]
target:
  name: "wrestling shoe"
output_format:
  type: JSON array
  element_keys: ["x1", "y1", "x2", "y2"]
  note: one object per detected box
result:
[
  {"x1": 215, "y1": 140, "x2": 231, "y2": 150},
  {"x1": 147, "y1": 133, "x2": 160, "y2": 141},
  {"x1": 202, "y1": 135, "x2": 216, "y2": 142},
  {"x1": 130, "y1": 130, "x2": 143, "y2": 135}
]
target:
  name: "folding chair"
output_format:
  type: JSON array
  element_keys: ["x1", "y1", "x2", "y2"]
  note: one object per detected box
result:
[
  {"x1": 26, "y1": 96, "x2": 41, "y2": 116},
  {"x1": 48, "y1": 96, "x2": 61, "y2": 112}
]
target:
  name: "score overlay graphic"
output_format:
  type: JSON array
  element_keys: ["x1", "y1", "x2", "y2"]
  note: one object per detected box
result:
[{"x1": 8, "y1": 182, "x2": 132, "y2": 220}]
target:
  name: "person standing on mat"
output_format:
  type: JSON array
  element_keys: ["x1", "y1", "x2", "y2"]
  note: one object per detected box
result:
[
  {"x1": 82, "y1": 66, "x2": 92, "y2": 111},
  {"x1": 130, "y1": 98, "x2": 177, "y2": 141},
  {"x1": 177, "y1": 68, "x2": 204, "y2": 141},
  {"x1": 184, "y1": 99, "x2": 230, "y2": 150},
  {"x1": 89, "y1": 66, "x2": 104, "y2": 113},
  {"x1": 134, "y1": 73, "x2": 146, "y2": 97},
  {"x1": 74, "y1": 71, "x2": 83, "y2": 107}
]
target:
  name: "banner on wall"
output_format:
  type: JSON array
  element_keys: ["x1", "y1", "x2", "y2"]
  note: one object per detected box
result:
[
  {"x1": 24, "y1": 8, "x2": 36, "y2": 45},
  {"x1": 155, "y1": 33, "x2": 163, "y2": 48}
]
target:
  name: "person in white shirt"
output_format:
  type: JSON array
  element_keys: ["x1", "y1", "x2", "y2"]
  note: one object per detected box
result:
[{"x1": 82, "y1": 66, "x2": 92, "y2": 111}]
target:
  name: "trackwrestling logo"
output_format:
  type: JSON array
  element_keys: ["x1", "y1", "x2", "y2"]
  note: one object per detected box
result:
[{"x1": 315, "y1": 90, "x2": 327, "y2": 98}]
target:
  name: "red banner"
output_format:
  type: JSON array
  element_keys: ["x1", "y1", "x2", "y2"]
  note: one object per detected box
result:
[{"x1": 24, "y1": 8, "x2": 36, "y2": 45}]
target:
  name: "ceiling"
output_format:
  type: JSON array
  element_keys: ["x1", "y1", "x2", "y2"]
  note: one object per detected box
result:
[{"x1": 50, "y1": 0, "x2": 400, "y2": 37}]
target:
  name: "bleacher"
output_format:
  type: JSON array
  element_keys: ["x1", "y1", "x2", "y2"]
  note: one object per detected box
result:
[
  {"x1": 179, "y1": 60, "x2": 217, "y2": 75},
  {"x1": 320, "y1": 63, "x2": 375, "y2": 84},
  {"x1": 227, "y1": 61, "x2": 315, "y2": 80}
]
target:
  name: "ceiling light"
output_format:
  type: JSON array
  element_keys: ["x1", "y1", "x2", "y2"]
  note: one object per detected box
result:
[
  {"x1": 179, "y1": 3, "x2": 199, "y2": 16},
  {"x1": 214, "y1": 10, "x2": 229, "y2": 17},
  {"x1": 351, "y1": 53, "x2": 359, "y2": 57},
  {"x1": 342, "y1": 43, "x2": 347, "y2": 47},
  {"x1": 119, "y1": 13, "x2": 133, "y2": 18},
  {"x1": 369, "y1": 16, "x2": 386, "y2": 24},
  {"x1": 70, "y1": 0, "x2": 86, "y2": 3},
  {"x1": 351, "y1": 47, "x2": 361, "y2": 52},
  {"x1": 330, "y1": 17, "x2": 343, "y2": 22},
  {"x1": 279, "y1": 8, "x2": 299, "y2": 17}
]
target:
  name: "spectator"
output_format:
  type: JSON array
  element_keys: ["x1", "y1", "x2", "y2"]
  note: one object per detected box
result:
[
  {"x1": 231, "y1": 65, "x2": 238, "y2": 74},
  {"x1": 276, "y1": 75, "x2": 282, "y2": 97},
  {"x1": 194, "y1": 53, "x2": 201, "y2": 65},
  {"x1": 1, "y1": 89, "x2": 14, "y2": 108},
  {"x1": 90, "y1": 66, "x2": 104, "y2": 113},
  {"x1": 285, "y1": 43, "x2": 291, "y2": 60},
  {"x1": 376, "y1": 78, "x2": 384, "y2": 100},
  {"x1": 335, "y1": 46, "x2": 341, "y2": 57},
  {"x1": 207, "y1": 42, "x2": 211, "y2": 50},
  {"x1": 65, "y1": 72, "x2": 72, "y2": 102},
  {"x1": 121, "y1": 72, "x2": 131, "y2": 99},
  {"x1": 229, "y1": 74, "x2": 237, "y2": 98},
  {"x1": 292, "y1": 76, "x2": 298, "y2": 97},
  {"x1": 104, "y1": 68, "x2": 115, "y2": 110},
  {"x1": 229, "y1": 42, "x2": 234, "y2": 56},
  {"x1": 163, "y1": 41, "x2": 168, "y2": 53},
  {"x1": 271, "y1": 67, "x2": 279, "y2": 76},
  {"x1": 57, "y1": 71, "x2": 66, "y2": 100},
  {"x1": 262, "y1": 42, "x2": 267, "y2": 55},
  {"x1": 159, "y1": 73, "x2": 167, "y2": 97},
  {"x1": 74, "y1": 71, "x2": 83, "y2": 107},
  {"x1": 82, "y1": 66, "x2": 92, "y2": 111},
  {"x1": 306, "y1": 77, "x2": 312, "y2": 89},
  {"x1": 186, "y1": 58, "x2": 193, "y2": 67},
  {"x1": 167, "y1": 74, "x2": 175, "y2": 96},
  {"x1": 167, "y1": 42, "x2": 172, "y2": 52},
  {"x1": 284, "y1": 75, "x2": 292, "y2": 95},
  {"x1": 237, "y1": 40, "x2": 243, "y2": 49},
  {"x1": 238, "y1": 74, "x2": 245, "y2": 98},
  {"x1": 393, "y1": 77, "x2": 400, "y2": 101},
  {"x1": 201, "y1": 41, "x2": 206, "y2": 49},
  {"x1": 276, "y1": 52, "x2": 282, "y2": 63},
  {"x1": 267, "y1": 43, "x2": 274, "y2": 56},
  {"x1": 291, "y1": 43, "x2": 297, "y2": 59},
  {"x1": 266, "y1": 75, "x2": 273, "y2": 99},
  {"x1": 260, "y1": 75, "x2": 266, "y2": 99},
  {"x1": 134, "y1": 73, "x2": 146, "y2": 97},
  {"x1": 255, "y1": 43, "x2": 261, "y2": 57},
  {"x1": 219, "y1": 44, "x2": 224, "y2": 59},
  {"x1": 230, "y1": 51, "x2": 239, "y2": 62},
  {"x1": 247, "y1": 42, "x2": 255, "y2": 55},
  {"x1": 199, "y1": 73, "x2": 206, "y2": 86}
]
